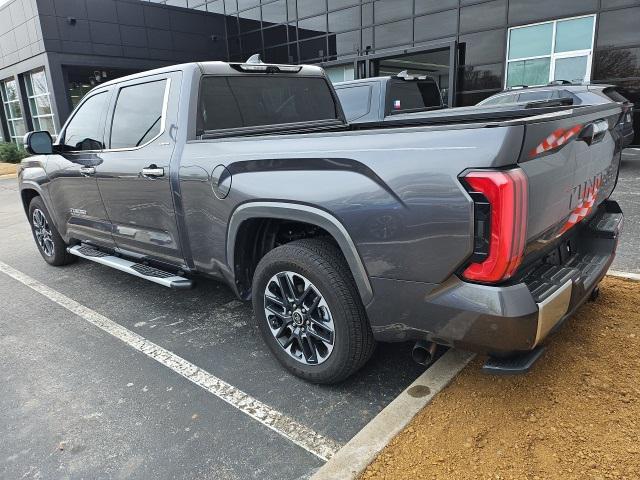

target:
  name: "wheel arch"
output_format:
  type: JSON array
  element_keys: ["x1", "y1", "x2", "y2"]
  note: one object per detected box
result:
[
  {"x1": 20, "y1": 185, "x2": 42, "y2": 216},
  {"x1": 227, "y1": 202, "x2": 373, "y2": 305}
]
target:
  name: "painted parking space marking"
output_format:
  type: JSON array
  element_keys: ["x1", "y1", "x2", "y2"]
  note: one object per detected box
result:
[{"x1": 0, "y1": 260, "x2": 341, "y2": 461}]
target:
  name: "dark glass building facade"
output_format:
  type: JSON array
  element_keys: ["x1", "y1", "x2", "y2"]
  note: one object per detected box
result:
[{"x1": 1, "y1": 0, "x2": 639, "y2": 144}]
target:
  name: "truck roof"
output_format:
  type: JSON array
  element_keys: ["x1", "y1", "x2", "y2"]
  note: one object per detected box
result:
[{"x1": 97, "y1": 61, "x2": 326, "y2": 89}]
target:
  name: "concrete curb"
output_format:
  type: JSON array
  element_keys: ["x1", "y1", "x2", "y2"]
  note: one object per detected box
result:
[
  {"x1": 607, "y1": 270, "x2": 640, "y2": 281},
  {"x1": 311, "y1": 349, "x2": 475, "y2": 480}
]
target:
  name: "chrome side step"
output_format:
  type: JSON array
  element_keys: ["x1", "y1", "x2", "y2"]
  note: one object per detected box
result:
[{"x1": 67, "y1": 244, "x2": 193, "y2": 289}]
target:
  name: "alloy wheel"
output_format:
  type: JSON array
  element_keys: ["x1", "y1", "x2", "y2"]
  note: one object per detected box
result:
[
  {"x1": 263, "y1": 271, "x2": 335, "y2": 365},
  {"x1": 32, "y1": 208, "x2": 55, "y2": 257}
]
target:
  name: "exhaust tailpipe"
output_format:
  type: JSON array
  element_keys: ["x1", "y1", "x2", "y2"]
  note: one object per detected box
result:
[{"x1": 412, "y1": 340, "x2": 437, "y2": 366}]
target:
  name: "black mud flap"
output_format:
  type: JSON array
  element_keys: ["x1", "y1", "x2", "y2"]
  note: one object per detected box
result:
[{"x1": 482, "y1": 346, "x2": 546, "y2": 375}]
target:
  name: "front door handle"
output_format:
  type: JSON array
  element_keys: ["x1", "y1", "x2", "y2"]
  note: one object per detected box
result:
[
  {"x1": 141, "y1": 166, "x2": 164, "y2": 177},
  {"x1": 79, "y1": 166, "x2": 95, "y2": 176}
]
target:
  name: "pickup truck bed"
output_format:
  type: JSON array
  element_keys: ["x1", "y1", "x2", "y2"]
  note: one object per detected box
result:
[{"x1": 19, "y1": 60, "x2": 624, "y2": 382}]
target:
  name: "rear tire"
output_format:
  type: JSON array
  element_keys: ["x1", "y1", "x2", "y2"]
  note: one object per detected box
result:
[
  {"x1": 252, "y1": 238, "x2": 376, "y2": 384},
  {"x1": 28, "y1": 196, "x2": 75, "y2": 266}
]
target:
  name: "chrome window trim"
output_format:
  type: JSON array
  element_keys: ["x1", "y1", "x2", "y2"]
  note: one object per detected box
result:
[{"x1": 104, "y1": 77, "x2": 172, "y2": 153}]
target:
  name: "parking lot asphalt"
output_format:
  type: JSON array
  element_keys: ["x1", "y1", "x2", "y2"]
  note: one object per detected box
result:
[
  {"x1": 0, "y1": 177, "x2": 424, "y2": 479},
  {"x1": 612, "y1": 148, "x2": 640, "y2": 273},
  {"x1": 1, "y1": 148, "x2": 638, "y2": 479}
]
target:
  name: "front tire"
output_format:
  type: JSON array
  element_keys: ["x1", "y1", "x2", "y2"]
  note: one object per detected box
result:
[
  {"x1": 252, "y1": 238, "x2": 375, "y2": 384},
  {"x1": 28, "y1": 196, "x2": 75, "y2": 266}
]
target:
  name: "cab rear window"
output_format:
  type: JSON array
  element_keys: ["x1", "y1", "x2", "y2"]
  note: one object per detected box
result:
[
  {"x1": 198, "y1": 76, "x2": 339, "y2": 133},
  {"x1": 387, "y1": 79, "x2": 442, "y2": 114}
]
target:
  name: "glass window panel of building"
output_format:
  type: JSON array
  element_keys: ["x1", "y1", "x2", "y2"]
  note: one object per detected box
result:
[
  {"x1": 0, "y1": 78, "x2": 27, "y2": 145},
  {"x1": 506, "y1": 15, "x2": 596, "y2": 87},
  {"x1": 25, "y1": 69, "x2": 56, "y2": 136}
]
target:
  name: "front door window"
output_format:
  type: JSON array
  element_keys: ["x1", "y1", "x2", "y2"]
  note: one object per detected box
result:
[{"x1": 62, "y1": 92, "x2": 109, "y2": 151}]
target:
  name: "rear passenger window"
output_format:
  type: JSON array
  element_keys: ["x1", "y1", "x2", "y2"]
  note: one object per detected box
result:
[
  {"x1": 198, "y1": 76, "x2": 338, "y2": 132},
  {"x1": 110, "y1": 80, "x2": 167, "y2": 149},
  {"x1": 335, "y1": 85, "x2": 372, "y2": 122}
]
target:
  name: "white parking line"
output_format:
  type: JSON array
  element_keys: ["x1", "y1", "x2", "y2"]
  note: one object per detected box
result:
[{"x1": 0, "y1": 260, "x2": 341, "y2": 462}]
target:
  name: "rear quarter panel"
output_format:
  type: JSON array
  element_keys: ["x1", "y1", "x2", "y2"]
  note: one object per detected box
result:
[{"x1": 179, "y1": 123, "x2": 525, "y2": 284}]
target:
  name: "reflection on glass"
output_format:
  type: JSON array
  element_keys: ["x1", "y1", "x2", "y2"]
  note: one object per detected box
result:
[
  {"x1": 459, "y1": 29, "x2": 506, "y2": 66},
  {"x1": 328, "y1": 30, "x2": 360, "y2": 57},
  {"x1": 328, "y1": 6, "x2": 359, "y2": 33},
  {"x1": 594, "y1": 47, "x2": 640, "y2": 80},
  {"x1": 328, "y1": 0, "x2": 359, "y2": 10},
  {"x1": 375, "y1": 19, "x2": 412, "y2": 49},
  {"x1": 238, "y1": 6, "x2": 260, "y2": 21},
  {"x1": 554, "y1": 56, "x2": 588, "y2": 83},
  {"x1": 374, "y1": 0, "x2": 412, "y2": 24},
  {"x1": 261, "y1": 0, "x2": 286, "y2": 25},
  {"x1": 296, "y1": 0, "x2": 326, "y2": 18},
  {"x1": 263, "y1": 25, "x2": 288, "y2": 46},
  {"x1": 299, "y1": 36, "x2": 326, "y2": 61},
  {"x1": 298, "y1": 15, "x2": 327, "y2": 37},
  {"x1": 63, "y1": 92, "x2": 109, "y2": 151},
  {"x1": 555, "y1": 16, "x2": 594, "y2": 53},
  {"x1": 508, "y1": 22, "x2": 553, "y2": 59},
  {"x1": 597, "y1": 7, "x2": 640, "y2": 48},
  {"x1": 264, "y1": 44, "x2": 288, "y2": 63},
  {"x1": 507, "y1": 58, "x2": 551, "y2": 87},
  {"x1": 459, "y1": 63, "x2": 503, "y2": 91},
  {"x1": 206, "y1": 1, "x2": 224, "y2": 14}
]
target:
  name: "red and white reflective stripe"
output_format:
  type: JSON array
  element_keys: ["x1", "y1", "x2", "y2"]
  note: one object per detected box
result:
[
  {"x1": 559, "y1": 177, "x2": 602, "y2": 234},
  {"x1": 530, "y1": 124, "x2": 583, "y2": 157}
]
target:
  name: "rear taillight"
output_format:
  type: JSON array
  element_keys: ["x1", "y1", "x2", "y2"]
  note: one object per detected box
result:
[{"x1": 462, "y1": 169, "x2": 528, "y2": 283}]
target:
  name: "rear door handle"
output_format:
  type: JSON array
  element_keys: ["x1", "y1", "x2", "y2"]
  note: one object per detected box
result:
[
  {"x1": 79, "y1": 166, "x2": 95, "y2": 176},
  {"x1": 141, "y1": 166, "x2": 164, "y2": 177}
]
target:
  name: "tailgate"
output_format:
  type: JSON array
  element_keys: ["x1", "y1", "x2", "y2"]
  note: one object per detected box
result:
[{"x1": 517, "y1": 103, "x2": 623, "y2": 261}]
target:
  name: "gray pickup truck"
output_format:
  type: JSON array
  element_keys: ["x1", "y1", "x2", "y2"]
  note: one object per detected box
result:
[{"x1": 19, "y1": 59, "x2": 624, "y2": 383}]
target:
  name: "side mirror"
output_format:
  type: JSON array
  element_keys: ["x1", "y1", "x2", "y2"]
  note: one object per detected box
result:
[{"x1": 24, "y1": 131, "x2": 53, "y2": 155}]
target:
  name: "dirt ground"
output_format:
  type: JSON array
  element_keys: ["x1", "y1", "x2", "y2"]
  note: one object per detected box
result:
[
  {"x1": 362, "y1": 277, "x2": 640, "y2": 480},
  {"x1": 0, "y1": 163, "x2": 18, "y2": 177}
]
